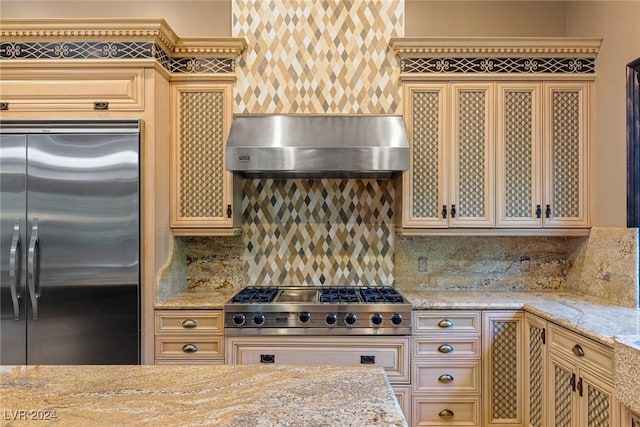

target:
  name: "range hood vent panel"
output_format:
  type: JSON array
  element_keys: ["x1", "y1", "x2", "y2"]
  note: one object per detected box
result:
[{"x1": 225, "y1": 115, "x2": 410, "y2": 179}]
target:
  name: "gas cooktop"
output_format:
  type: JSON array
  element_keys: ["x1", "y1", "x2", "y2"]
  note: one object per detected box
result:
[{"x1": 224, "y1": 286, "x2": 411, "y2": 336}]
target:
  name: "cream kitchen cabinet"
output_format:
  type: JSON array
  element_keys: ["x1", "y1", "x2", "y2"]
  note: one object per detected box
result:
[
  {"x1": 524, "y1": 313, "x2": 548, "y2": 427},
  {"x1": 154, "y1": 310, "x2": 225, "y2": 364},
  {"x1": 496, "y1": 82, "x2": 590, "y2": 228},
  {"x1": 0, "y1": 67, "x2": 146, "y2": 112},
  {"x1": 401, "y1": 83, "x2": 494, "y2": 229},
  {"x1": 412, "y1": 311, "x2": 482, "y2": 426},
  {"x1": 399, "y1": 80, "x2": 591, "y2": 234},
  {"x1": 546, "y1": 323, "x2": 618, "y2": 427},
  {"x1": 170, "y1": 82, "x2": 238, "y2": 235},
  {"x1": 622, "y1": 406, "x2": 640, "y2": 427},
  {"x1": 482, "y1": 311, "x2": 525, "y2": 426}
]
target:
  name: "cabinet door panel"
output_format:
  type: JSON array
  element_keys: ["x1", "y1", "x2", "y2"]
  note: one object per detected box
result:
[
  {"x1": 543, "y1": 82, "x2": 590, "y2": 228},
  {"x1": 403, "y1": 83, "x2": 449, "y2": 228},
  {"x1": 450, "y1": 83, "x2": 495, "y2": 227},
  {"x1": 524, "y1": 314, "x2": 547, "y2": 427},
  {"x1": 496, "y1": 83, "x2": 543, "y2": 228},
  {"x1": 547, "y1": 353, "x2": 577, "y2": 427}
]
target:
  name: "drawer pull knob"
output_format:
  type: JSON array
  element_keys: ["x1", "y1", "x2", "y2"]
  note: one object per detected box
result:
[
  {"x1": 93, "y1": 101, "x2": 109, "y2": 110},
  {"x1": 181, "y1": 344, "x2": 198, "y2": 353},
  {"x1": 181, "y1": 319, "x2": 198, "y2": 329},
  {"x1": 438, "y1": 409, "x2": 454, "y2": 419},
  {"x1": 438, "y1": 374, "x2": 454, "y2": 383},
  {"x1": 0, "y1": 102, "x2": 8, "y2": 111},
  {"x1": 438, "y1": 344, "x2": 454, "y2": 353},
  {"x1": 260, "y1": 354, "x2": 275, "y2": 364},
  {"x1": 572, "y1": 344, "x2": 585, "y2": 357},
  {"x1": 360, "y1": 355, "x2": 376, "y2": 364},
  {"x1": 438, "y1": 319, "x2": 454, "y2": 328}
]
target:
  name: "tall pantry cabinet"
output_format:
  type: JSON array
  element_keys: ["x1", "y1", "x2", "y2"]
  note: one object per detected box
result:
[{"x1": 392, "y1": 37, "x2": 600, "y2": 236}]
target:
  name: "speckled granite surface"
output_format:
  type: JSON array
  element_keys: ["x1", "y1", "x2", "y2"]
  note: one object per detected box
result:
[
  {"x1": 615, "y1": 336, "x2": 640, "y2": 413},
  {"x1": 155, "y1": 288, "x2": 236, "y2": 309},
  {"x1": 0, "y1": 365, "x2": 406, "y2": 427},
  {"x1": 402, "y1": 290, "x2": 640, "y2": 346}
]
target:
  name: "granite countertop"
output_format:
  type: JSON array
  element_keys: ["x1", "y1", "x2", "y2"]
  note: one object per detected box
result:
[
  {"x1": 155, "y1": 288, "x2": 236, "y2": 309},
  {"x1": 0, "y1": 365, "x2": 407, "y2": 427}
]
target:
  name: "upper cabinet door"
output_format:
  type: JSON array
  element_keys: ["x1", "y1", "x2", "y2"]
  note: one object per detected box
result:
[
  {"x1": 543, "y1": 82, "x2": 590, "y2": 228},
  {"x1": 496, "y1": 83, "x2": 543, "y2": 228},
  {"x1": 402, "y1": 83, "x2": 449, "y2": 228},
  {"x1": 170, "y1": 82, "x2": 235, "y2": 233},
  {"x1": 450, "y1": 83, "x2": 495, "y2": 227}
]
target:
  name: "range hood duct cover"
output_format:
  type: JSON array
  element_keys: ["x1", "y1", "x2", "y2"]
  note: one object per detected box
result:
[{"x1": 225, "y1": 115, "x2": 409, "y2": 179}]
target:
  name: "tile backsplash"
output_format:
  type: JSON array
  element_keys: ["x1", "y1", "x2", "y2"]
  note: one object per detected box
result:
[{"x1": 242, "y1": 179, "x2": 395, "y2": 286}]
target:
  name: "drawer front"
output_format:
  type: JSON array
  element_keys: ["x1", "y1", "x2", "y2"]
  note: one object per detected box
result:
[
  {"x1": 413, "y1": 311, "x2": 481, "y2": 335},
  {"x1": 154, "y1": 359, "x2": 225, "y2": 365},
  {"x1": 413, "y1": 397, "x2": 480, "y2": 426},
  {"x1": 155, "y1": 335, "x2": 224, "y2": 360},
  {"x1": 413, "y1": 336, "x2": 481, "y2": 358},
  {"x1": 547, "y1": 324, "x2": 614, "y2": 378},
  {"x1": 392, "y1": 385, "x2": 412, "y2": 427},
  {"x1": 413, "y1": 361, "x2": 481, "y2": 394},
  {"x1": 155, "y1": 310, "x2": 223, "y2": 334},
  {"x1": 226, "y1": 336, "x2": 410, "y2": 384},
  {"x1": 0, "y1": 68, "x2": 145, "y2": 111}
]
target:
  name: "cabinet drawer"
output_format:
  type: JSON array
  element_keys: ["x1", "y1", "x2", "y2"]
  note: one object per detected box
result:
[
  {"x1": 226, "y1": 336, "x2": 410, "y2": 384},
  {"x1": 155, "y1": 310, "x2": 223, "y2": 334},
  {"x1": 413, "y1": 311, "x2": 481, "y2": 335},
  {"x1": 547, "y1": 324, "x2": 614, "y2": 378},
  {"x1": 413, "y1": 336, "x2": 481, "y2": 358},
  {"x1": 413, "y1": 361, "x2": 481, "y2": 394},
  {"x1": 413, "y1": 397, "x2": 480, "y2": 426},
  {"x1": 155, "y1": 335, "x2": 224, "y2": 360},
  {"x1": 0, "y1": 68, "x2": 145, "y2": 112}
]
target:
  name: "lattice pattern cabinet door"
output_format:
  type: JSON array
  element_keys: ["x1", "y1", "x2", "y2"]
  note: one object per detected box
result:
[
  {"x1": 483, "y1": 311, "x2": 524, "y2": 426},
  {"x1": 170, "y1": 82, "x2": 235, "y2": 233},
  {"x1": 450, "y1": 83, "x2": 495, "y2": 227},
  {"x1": 524, "y1": 313, "x2": 547, "y2": 427},
  {"x1": 496, "y1": 83, "x2": 543, "y2": 228},
  {"x1": 401, "y1": 83, "x2": 449, "y2": 228},
  {"x1": 543, "y1": 82, "x2": 590, "y2": 228}
]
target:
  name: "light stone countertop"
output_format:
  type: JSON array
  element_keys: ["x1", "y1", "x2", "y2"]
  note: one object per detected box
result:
[
  {"x1": 155, "y1": 288, "x2": 236, "y2": 309},
  {"x1": 0, "y1": 365, "x2": 407, "y2": 427},
  {"x1": 614, "y1": 336, "x2": 640, "y2": 414}
]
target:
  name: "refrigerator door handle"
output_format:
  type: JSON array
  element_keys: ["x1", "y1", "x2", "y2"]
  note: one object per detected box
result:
[
  {"x1": 9, "y1": 220, "x2": 22, "y2": 320},
  {"x1": 27, "y1": 218, "x2": 40, "y2": 320}
]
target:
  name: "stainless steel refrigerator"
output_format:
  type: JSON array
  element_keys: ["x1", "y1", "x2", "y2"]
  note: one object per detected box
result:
[{"x1": 1, "y1": 120, "x2": 140, "y2": 365}]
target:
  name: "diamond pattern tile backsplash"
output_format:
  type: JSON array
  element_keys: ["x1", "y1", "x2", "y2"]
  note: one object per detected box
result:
[
  {"x1": 232, "y1": 0, "x2": 404, "y2": 114},
  {"x1": 242, "y1": 179, "x2": 395, "y2": 286}
]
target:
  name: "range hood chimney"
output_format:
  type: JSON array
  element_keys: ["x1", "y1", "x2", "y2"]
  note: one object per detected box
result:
[{"x1": 225, "y1": 115, "x2": 409, "y2": 179}]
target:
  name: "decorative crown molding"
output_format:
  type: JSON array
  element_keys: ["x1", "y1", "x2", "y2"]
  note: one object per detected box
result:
[
  {"x1": 390, "y1": 37, "x2": 602, "y2": 58},
  {"x1": 0, "y1": 19, "x2": 246, "y2": 58}
]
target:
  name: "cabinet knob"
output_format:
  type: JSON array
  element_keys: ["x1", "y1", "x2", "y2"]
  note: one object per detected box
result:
[
  {"x1": 181, "y1": 319, "x2": 198, "y2": 329},
  {"x1": 226, "y1": 204, "x2": 232, "y2": 218},
  {"x1": 93, "y1": 101, "x2": 109, "y2": 110},
  {"x1": 536, "y1": 204, "x2": 542, "y2": 219},
  {"x1": 450, "y1": 204, "x2": 456, "y2": 219},
  {"x1": 438, "y1": 344, "x2": 454, "y2": 354},
  {"x1": 438, "y1": 319, "x2": 454, "y2": 328},
  {"x1": 442, "y1": 205, "x2": 447, "y2": 219},
  {"x1": 260, "y1": 354, "x2": 275, "y2": 364},
  {"x1": 572, "y1": 344, "x2": 585, "y2": 357},
  {"x1": 438, "y1": 409, "x2": 454, "y2": 419},
  {"x1": 545, "y1": 204, "x2": 551, "y2": 219},
  {"x1": 181, "y1": 344, "x2": 198, "y2": 353},
  {"x1": 0, "y1": 102, "x2": 8, "y2": 111},
  {"x1": 438, "y1": 374, "x2": 454, "y2": 383}
]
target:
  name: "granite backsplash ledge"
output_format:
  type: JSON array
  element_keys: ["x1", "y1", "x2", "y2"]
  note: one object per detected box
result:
[{"x1": 393, "y1": 234, "x2": 586, "y2": 291}]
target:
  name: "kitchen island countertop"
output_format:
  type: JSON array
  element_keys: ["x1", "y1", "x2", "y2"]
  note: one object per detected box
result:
[{"x1": 0, "y1": 364, "x2": 406, "y2": 427}]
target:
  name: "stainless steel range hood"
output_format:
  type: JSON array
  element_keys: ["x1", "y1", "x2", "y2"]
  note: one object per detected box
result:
[{"x1": 225, "y1": 115, "x2": 409, "y2": 179}]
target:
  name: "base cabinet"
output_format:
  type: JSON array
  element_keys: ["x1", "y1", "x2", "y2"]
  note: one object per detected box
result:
[
  {"x1": 546, "y1": 324, "x2": 618, "y2": 427},
  {"x1": 412, "y1": 311, "x2": 482, "y2": 426},
  {"x1": 154, "y1": 310, "x2": 225, "y2": 364},
  {"x1": 524, "y1": 313, "x2": 547, "y2": 427}
]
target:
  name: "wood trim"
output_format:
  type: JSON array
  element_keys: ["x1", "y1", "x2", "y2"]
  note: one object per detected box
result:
[
  {"x1": 395, "y1": 227, "x2": 591, "y2": 236},
  {"x1": 390, "y1": 37, "x2": 602, "y2": 58}
]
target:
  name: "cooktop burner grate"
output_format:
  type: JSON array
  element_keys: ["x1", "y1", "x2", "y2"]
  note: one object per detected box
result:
[
  {"x1": 318, "y1": 287, "x2": 360, "y2": 303},
  {"x1": 359, "y1": 287, "x2": 405, "y2": 303},
  {"x1": 230, "y1": 286, "x2": 279, "y2": 303}
]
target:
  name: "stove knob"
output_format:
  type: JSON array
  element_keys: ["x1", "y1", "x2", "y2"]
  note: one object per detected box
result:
[
  {"x1": 232, "y1": 313, "x2": 246, "y2": 326},
  {"x1": 325, "y1": 313, "x2": 337, "y2": 326},
  {"x1": 391, "y1": 313, "x2": 403, "y2": 325},
  {"x1": 298, "y1": 312, "x2": 311, "y2": 323},
  {"x1": 344, "y1": 313, "x2": 357, "y2": 325},
  {"x1": 253, "y1": 314, "x2": 265, "y2": 326},
  {"x1": 371, "y1": 313, "x2": 383, "y2": 325}
]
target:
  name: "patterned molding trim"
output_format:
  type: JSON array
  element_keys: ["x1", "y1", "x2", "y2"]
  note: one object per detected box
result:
[
  {"x1": 0, "y1": 19, "x2": 245, "y2": 75},
  {"x1": 391, "y1": 37, "x2": 601, "y2": 76},
  {"x1": 401, "y1": 57, "x2": 595, "y2": 75}
]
